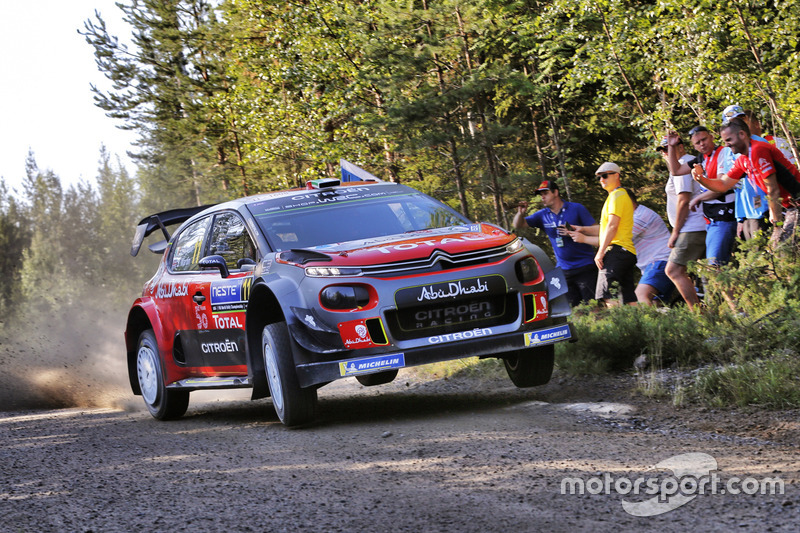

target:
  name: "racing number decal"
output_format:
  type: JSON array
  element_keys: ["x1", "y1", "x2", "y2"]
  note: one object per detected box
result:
[{"x1": 195, "y1": 306, "x2": 209, "y2": 329}]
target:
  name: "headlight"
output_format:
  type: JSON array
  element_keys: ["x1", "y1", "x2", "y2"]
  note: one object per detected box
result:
[
  {"x1": 320, "y1": 285, "x2": 371, "y2": 310},
  {"x1": 305, "y1": 266, "x2": 362, "y2": 277},
  {"x1": 506, "y1": 238, "x2": 524, "y2": 254}
]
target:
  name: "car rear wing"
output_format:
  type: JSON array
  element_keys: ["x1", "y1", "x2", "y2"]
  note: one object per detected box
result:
[{"x1": 130, "y1": 204, "x2": 216, "y2": 256}]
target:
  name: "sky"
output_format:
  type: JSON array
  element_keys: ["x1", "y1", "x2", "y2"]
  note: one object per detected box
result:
[{"x1": 0, "y1": 1, "x2": 137, "y2": 196}]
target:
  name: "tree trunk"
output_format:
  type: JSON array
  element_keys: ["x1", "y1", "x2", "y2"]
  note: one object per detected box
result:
[{"x1": 424, "y1": 0, "x2": 469, "y2": 218}]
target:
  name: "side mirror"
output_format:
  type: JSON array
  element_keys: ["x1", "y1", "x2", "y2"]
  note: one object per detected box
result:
[{"x1": 199, "y1": 255, "x2": 230, "y2": 278}]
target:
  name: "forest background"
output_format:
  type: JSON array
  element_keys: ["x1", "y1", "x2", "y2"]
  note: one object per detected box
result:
[{"x1": 1, "y1": 0, "x2": 799, "y2": 407}]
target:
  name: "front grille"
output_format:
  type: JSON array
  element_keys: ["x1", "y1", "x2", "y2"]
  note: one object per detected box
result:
[
  {"x1": 385, "y1": 293, "x2": 519, "y2": 341},
  {"x1": 359, "y1": 245, "x2": 509, "y2": 277}
]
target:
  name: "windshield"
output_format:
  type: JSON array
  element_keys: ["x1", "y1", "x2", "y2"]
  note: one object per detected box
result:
[{"x1": 248, "y1": 185, "x2": 469, "y2": 251}]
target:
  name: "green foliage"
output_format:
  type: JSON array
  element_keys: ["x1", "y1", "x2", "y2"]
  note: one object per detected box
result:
[
  {"x1": 0, "y1": 179, "x2": 31, "y2": 316},
  {"x1": 689, "y1": 357, "x2": 800, "y2": 409},
  {"x1": 11, "y1": 151, "x2": 148, "y2": 313},
  {"x1": 556, "y1": 304, "x2": 710, "y2": 374}
]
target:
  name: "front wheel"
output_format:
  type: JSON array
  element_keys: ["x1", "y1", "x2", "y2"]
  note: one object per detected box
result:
[
  {"x1": 503, "y1": 344, "x2": 555, "y2": 388},
  {"x1": 262, "y1": 322, "x2": 317, "y2": 427},
  {"x1": 136, "y1": 330, "x2": 189, "y2": 420}
]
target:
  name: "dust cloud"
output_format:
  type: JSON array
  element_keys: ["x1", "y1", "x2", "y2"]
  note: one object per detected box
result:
[{"x1": 0, "y1": 303, "x2": 138, "y2": 412}]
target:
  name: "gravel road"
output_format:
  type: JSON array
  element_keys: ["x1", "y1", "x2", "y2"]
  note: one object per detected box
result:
[{"x1": 2, "y1": 371, "x2": 798, "y2": 532}]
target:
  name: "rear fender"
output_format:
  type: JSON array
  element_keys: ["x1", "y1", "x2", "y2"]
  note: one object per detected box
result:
[{"x1": 125, "y1": 299, "x2": 167, "y2": 395}]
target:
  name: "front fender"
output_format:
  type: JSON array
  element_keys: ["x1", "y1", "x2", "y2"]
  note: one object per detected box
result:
[
  {"x1": 245, "y1": 274, "x2": 305, "y2": 399},
  {"x1": 521, "y1": 238, "x2": 571, "y2": 318}
]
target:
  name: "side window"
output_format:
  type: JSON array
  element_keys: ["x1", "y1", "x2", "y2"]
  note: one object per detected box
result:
[
  {"x1": 208, "y1": 212, "x2": 257, "y2": 271},
  {"x1": 170, "y1": 217, "x2": 212, "y2": 272}
]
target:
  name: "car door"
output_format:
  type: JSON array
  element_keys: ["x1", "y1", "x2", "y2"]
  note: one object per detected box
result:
[{"x1": 180, "y1": 211, "x2": 257, "y2": 375}]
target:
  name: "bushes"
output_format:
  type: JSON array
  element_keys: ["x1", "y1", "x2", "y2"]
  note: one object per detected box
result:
[
  {"x1": 556, "y1": 234, "x2": 800, "y2": 409},
  {"x1": 556, "y1": 305, "x2": 711, "y2": 373}
]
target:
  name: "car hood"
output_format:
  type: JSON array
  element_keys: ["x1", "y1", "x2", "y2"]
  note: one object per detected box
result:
[{"x1": 300, "y1": 223, "x2": 515, "y2": 266}]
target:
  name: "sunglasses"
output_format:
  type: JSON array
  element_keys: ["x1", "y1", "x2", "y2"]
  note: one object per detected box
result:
[
  {"x1": 597, "y1": 172, "x2": 617, "y2": 179},
  {"x1": 688, "y1": 126, "x2": 709, "y2": 137}
]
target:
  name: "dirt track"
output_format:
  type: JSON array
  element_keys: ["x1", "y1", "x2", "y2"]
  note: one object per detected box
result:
[{"x1": 1, "y1": 371, "x2": 798, "y2": 532}]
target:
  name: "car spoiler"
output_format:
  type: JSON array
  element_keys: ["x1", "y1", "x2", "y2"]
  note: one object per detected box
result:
[{"x1": 130, "y1": 204, "x2": 216, "y2": 256}]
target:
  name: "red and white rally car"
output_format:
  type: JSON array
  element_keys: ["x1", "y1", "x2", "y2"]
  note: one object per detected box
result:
[{"x1": 126, "y1": 174, "x2": 574, "y2": 426}]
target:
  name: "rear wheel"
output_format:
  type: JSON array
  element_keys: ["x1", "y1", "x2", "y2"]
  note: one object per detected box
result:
[
  {"x1": 136, "y1": 330, "x2": 189, "y2": 420},
  {"x1": 262, "y1": 321, "x2": 317, "y2": 426},
  {"x1": 503, "y1": 344, "x2": 555, "y2": 388}
]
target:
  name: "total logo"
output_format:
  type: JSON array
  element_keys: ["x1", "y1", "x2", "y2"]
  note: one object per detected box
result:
[
  {"x1": 367, "y1": 234, "x2": 490, "y2": 255},
  {"x1": 213, "y1": 315, "x2": 244, "y2": 329}
]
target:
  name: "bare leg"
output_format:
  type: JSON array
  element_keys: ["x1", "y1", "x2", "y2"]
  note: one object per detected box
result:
[{"x1": 665, "y1": 261, "x2": 699, "y2": 310}]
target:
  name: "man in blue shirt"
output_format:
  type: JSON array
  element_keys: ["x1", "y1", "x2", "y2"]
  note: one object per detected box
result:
[{"x1": 513, "y1": 180, "x2": 598, "y2": 306}]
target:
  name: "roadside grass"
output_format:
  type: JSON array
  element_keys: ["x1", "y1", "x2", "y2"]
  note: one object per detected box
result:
[
  {"x1": 409, "y1": 357, "x2": 507, "y2": 381},
  {"x1": 689, "y1": 357, "x2": 800, "y2": 409}
]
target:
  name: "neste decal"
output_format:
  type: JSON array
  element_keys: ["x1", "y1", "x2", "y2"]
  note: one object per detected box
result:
[
  {"x1": 210, "y1": 277, "x2": 252, "y2": 313},
  {"x1": 524, "y1": 324, "x2": 571, "y2": 346},
  {"x1": 339, "y1": 354, "x2": 405, "y2": 376}
]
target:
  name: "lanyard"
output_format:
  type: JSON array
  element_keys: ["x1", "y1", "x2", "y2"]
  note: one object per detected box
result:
[{"x1": 703, "y1": 146, "x2": 722, "y2": 180}]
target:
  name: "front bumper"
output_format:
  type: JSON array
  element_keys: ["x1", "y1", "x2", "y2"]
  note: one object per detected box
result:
[{"x1": 295, "y1": 320, "x2": 573, "y2": 387}]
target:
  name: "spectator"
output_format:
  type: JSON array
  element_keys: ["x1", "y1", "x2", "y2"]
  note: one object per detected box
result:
[
  {"x1": 568, "y1": 189, "x2": 675, "y2": 305},
  {"x1": 693, "y1": 118, "x2": 800, "y2": 243},
  {"x1": 513, "y1": 180, "x2": 598, "y2": 306},
  {"x1": 590, "y1": 162, "x2": 637, "y2": 306},
  {"x1": 662, "y1": 133, "x2": 707, "y2": 310},
  {"x1": 723, "y1": 105, "x2": 771, "y2": 240},
  {"x1": 666, "y1": 126, "x2": 737, "y2": 266},
  {"x1": 628, "y1": 190, "x2": 675, "y2": 305}
]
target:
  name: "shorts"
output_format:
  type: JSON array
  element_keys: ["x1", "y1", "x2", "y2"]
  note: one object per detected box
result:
[
  {"x1": 705, "y1": 220, "x2": 737, "y2": 265},
  {"x1": 564, "y1": 263, "x2": 599, "y2": 307},
  {"x1": 668, "y1": 231, "x2": 706, "y2": 266},
  {"x1": 595, "y1": 245, "x2": 637, "y2": 304},
  {"x1": 638, "y1": 260, "x2": 675, "y2": 301}
]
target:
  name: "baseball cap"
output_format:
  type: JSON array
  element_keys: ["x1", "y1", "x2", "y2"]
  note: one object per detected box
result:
[
  {"x1": 656, "y1": 136, "x2": 682, "y2": 152},
  {"x1": 536, "y1": 180, "x2": 558, "y2": 193},
  {"x1": 595, "y1": 162, "x2": 621, "y2": 175},
  {"x1": 722, "y1": 104, "x2": 745, "y2": 125}
]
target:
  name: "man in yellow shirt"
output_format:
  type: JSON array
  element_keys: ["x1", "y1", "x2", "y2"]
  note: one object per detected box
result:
[{"x1": 591, "y1": 162, "x2": 638, "y2": 306}]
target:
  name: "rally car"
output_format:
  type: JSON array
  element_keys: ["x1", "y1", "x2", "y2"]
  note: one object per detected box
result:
[{"x1": 126, "y1": 166, "x2": 574, "y2": 426}]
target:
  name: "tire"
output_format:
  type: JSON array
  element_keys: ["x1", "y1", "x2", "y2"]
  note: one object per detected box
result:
[
  {"x1": 356, "y1": 369, "x2": 399, "y2": 387},
  {"x1": 136, "y1": 330, "x2": 189, "y2": 420},
  {"x1": 503, "y1": 344, "x2": 555, "y2": 388},
  {"x1": 262, "y1": 321, "x2": 317, "y2": 427}
]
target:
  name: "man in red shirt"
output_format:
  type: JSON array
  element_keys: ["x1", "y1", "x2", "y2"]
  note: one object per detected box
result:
[{"x1": 693, "y1": 118, "x2": 800, "y2": 243}]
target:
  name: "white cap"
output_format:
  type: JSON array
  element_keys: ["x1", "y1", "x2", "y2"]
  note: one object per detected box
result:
[
  {"x1": 595, "y1": 162, "x2": 621, "y2": 174},
  {"x1": 722, "y1": 104, "x2": 745, "y2": 125}
]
